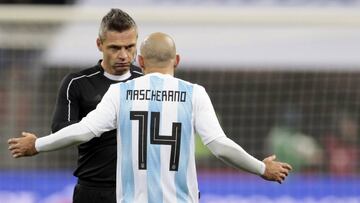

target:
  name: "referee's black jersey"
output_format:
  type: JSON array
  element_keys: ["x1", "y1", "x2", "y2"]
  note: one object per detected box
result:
[{"x1": 51, "y1": 60, "x2": 143, "y2": 187}]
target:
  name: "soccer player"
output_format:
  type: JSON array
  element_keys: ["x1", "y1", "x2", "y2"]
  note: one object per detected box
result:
[
  {"x1": 9, "y1": 32, "x2": 292, "y2": 203},
  {"x1": 49, "y1": 9, "x2": 142, "y2": 203}
]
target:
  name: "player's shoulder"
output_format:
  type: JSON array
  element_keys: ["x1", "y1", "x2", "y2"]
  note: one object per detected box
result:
[
  {"x1": 175, "y1": 77, "x2": 205, "y2": 92},
  {"x1": 176, "y1": 77, "x2": 195, "y2": 86}
]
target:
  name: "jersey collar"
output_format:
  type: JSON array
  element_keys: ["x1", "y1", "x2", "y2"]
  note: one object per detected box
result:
[{"x1": 146, "y1": 72, "x2": 173, "y2": 77}]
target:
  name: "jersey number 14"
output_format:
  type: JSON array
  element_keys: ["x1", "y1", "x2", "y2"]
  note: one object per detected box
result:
[{"x1": 130, "y1": 111, "x2": 182, "y2": 171}]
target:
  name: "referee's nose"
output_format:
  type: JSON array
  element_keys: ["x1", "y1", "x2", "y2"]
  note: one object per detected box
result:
[{"x1": 117, "y1": 48, "x2": 129, "y2": 60}]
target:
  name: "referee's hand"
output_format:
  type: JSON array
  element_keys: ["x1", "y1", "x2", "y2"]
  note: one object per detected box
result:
[
  {"x1": 261, "y1": 155, "x2": 292, "y2": 184},
  {"x1": 8, "y1": 132, "x2": 38, "y2": 158}
]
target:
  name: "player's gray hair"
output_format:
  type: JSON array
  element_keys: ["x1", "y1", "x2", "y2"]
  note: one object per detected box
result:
[{"x1": 99, "y1": 8, "x2": 137, "y2": 41}]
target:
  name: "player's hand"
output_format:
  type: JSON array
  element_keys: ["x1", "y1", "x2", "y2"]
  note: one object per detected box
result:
[
  {"x1": 8, "y1": 132, "x2": 38, "y2": 158},
  {"x1": 261, "y1": 155, "x2": 292, "y2": 184}
]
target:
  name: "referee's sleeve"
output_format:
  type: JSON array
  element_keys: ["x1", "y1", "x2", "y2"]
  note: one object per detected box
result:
[{"x1": 80, "y1": 84, "x2": 119, "y2": 137}]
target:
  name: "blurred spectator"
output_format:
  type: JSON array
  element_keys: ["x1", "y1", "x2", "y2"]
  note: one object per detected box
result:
[
  {"x1": 266, "y1": 103, "x2": 323, "y2": 172},
  {"x1": 322, "y1": 110, "x2": 360, "y2": 175}
]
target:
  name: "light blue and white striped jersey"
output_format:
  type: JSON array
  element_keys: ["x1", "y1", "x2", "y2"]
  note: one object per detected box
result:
[{"x1": 82, "y1": 73, "x2": 226, "y2": 203}]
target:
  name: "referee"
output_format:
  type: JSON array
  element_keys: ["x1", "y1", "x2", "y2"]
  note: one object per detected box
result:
[{"x1": 50, "y1": 9, "x2": 142, "y2": 203}]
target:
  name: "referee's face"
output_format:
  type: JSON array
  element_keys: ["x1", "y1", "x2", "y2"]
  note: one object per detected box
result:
[{"x1": 97, "y1": 28, "x2": 137, "y2": 75}]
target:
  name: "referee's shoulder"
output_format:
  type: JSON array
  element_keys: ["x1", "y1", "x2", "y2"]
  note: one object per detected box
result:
[
  {"x1": 130, "y1": 64, "x2": 144, "y2": 77},
  {"x1": 60, "y1": 66, "x2": 100, "y2": 85},
  {"x1": 75, "y1": 65, "x2": 101, "y2": 77}
]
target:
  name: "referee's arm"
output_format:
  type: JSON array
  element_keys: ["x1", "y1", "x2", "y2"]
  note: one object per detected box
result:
[{"x1": 51, "y1": 74, "x2": 80, "y2": 132}]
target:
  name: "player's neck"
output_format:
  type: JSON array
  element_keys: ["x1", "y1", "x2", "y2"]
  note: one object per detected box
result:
[{"x1": 145, "y1": 67, "x2": 174, "y2": 76}]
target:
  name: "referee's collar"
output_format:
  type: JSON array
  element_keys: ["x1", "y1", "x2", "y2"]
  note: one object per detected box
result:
[
  {"x1": 97, "y1": 60, "x2": 132, "y2": 81},
  {"x1": 103, "y1": 70, "x2": 131, "y2": 81}
]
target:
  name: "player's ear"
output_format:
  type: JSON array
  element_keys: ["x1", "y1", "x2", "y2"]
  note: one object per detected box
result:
[
  {"x1": 174, "y1": 54, "x2": 180, "y2": 69},
  {"x1": 138, "y1": 55, "x2": 145, "y2": 71},
  {"x1": 96, "y1": 38, "x2": 103, "y2": 52},
  {"x1": 132, "y1": 49, "x2": 137, "y2": 64}
]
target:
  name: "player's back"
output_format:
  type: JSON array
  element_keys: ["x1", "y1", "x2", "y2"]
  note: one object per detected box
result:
[{"x1": 116, "y1": 72, "x2": 199, "y2": 203}]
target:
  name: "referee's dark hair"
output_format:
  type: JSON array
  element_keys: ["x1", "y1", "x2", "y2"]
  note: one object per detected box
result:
[{"x1": 99, "y1": 8, "x2": 137, "y2": 41}]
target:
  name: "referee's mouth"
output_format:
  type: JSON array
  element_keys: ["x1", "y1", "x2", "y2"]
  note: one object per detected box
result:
[{"x1": 113, "y1": 63, "x2": 130, "y2": 68}]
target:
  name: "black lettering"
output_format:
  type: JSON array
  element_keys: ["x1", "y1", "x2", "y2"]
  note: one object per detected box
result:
[
  {"x1": 145, "y1": 90, "x2": 151, "y2": 100},
  {"x1": 130, "y1": 111, "x2": 148, "y2": 170},
  {"x1": 151, "y1": 90, "x2": 157, "y2": 101},
  {"x1": 180, "y1": 92, "x2": 186, "y2": 102},
  {"x1": 139, "y1": 89, "x2": 145, "y2": 100},
  {"x1": 174, "y1": 91, "x2": 180, "y2": 102},
  {"x1": 162, "y1": 91, "x2": 168, "y2": 101},
  {"x1": 168, "y1": 91, "x2": 174, "y2": 101},
  {"x1": 133, "y1": 90, "x2": 139, "y2": 100},
  {"x1": 156, "y1": 90, "x2": 161, "y2": 101},
  {"x1": 126, "y1": 90, "x2": 132, "y2": 100}
]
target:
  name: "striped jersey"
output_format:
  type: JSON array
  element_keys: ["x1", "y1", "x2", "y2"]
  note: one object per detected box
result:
[{"x1": 81, "y1": 73, "x2": 226, "y2": 203}]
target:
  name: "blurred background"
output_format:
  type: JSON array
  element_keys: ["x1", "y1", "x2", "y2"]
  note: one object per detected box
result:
[{"x1": 1, "y1": 0, "x2": 360, "y2": 202}]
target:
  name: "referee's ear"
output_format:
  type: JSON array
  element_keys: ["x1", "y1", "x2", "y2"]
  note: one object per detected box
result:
[{"x1": 96, "y1": 38, "x2": 103, "y2": 52}]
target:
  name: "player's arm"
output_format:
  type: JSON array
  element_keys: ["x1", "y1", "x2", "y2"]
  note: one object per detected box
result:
[
  {"x1": 207, "y1": 137, "x2": 292, "y2": 183},
  {"x1": 51, "y1": 74, "x2": 81, "y2": 132},
  {"x1": 8, "y1": 85, "x2": 119, "y2": 158},
  {"x1": 207, "y1": 136, "x2": 265, "y2": 175},
  {"x1": 8, "y1": 124, "x2": 95, "y2": 158},
  {"x1": 194, "y1": 85, "x2": 292, "y2": 183}
]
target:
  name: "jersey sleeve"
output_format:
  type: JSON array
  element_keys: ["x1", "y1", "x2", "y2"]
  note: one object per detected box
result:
[
  {"x1": 80, "y1": 84, "x2": 119, "y2": 137},
  {"x1": 193, "y1": 85, "x2": 226, "y2": 145},
  {"x1": 51, "y1": 74, "x2": 80, "y2": 132}
]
